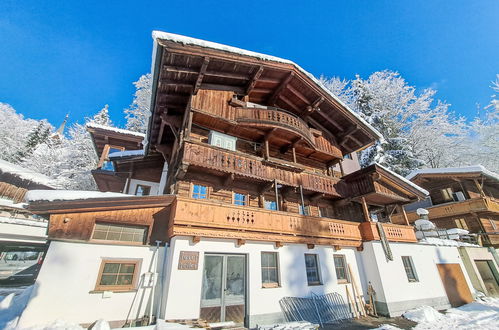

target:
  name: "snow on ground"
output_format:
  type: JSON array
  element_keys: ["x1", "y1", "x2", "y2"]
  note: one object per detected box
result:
[
  {"x1": 372, "y1": 298, "x2": 499, "y2": 330},
  {"x1": 25, "y1": 190, "x2": 131, "y2": 202},
  {"x1": 0, "y1": 159, "x2": 55, "y2": 188}
]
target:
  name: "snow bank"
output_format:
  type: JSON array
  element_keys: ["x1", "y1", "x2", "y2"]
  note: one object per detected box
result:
[
  {"x1": 407, "y1": 165, "x2": 499, "y2": 182},
  {"x1": 86, "y1": 123, "x2": 145, "y2": 138},
  {"x1": 25, "y1": 190, "x2": 130, "y2": 202},
  {"x1": 403, "y1": 306, "x2": 443, "y2": 323},
  {"x1": 0, "y1": 159, "x2": 54, "y2": 188},
  {"x1": 372, "y1": 325, "x2": 401, "y2": 330},
  {"x1": 414, "y1": 219, "x2": 436, "y2": 230},
  {"x1": 418, "y1": 237, "x2": 478, "y2": 247},
  {"x1": 152, "y1": 31, "x2": 383, "y2": 141},
  {"x1": 108, "y1": 149, "x2": 145, "y2": 159},
  {"x1": 0, "y1": 285, "x2": 34, "y2": 329}
]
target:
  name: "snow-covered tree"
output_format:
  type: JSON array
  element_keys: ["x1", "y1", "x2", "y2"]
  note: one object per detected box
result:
[
  {"x1": 0, "y1": 103, "x2": 41, "y2": 163},
  {"x1": 12, "y1": 120, "x2": 52, "y2": 163},
  {"x1": 91, "y1": 104, "x2": 113, "y2": 126},
  {"x1": 124, "y1": 73, "x2": 152, "y2": 133}
]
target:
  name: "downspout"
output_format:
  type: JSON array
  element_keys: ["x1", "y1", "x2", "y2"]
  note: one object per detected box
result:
[
  {"x1": 149, "y1": 240, "x2": 161, "y2": 325},
  {"x1": 156, "y1": 241, "x2": 170, "y2": 321}
]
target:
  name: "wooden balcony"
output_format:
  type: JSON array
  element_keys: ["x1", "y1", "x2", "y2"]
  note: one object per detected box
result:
[
  {"x1": 183, "y1": 141, "x2": 341, "y2": 196},
  {"x1": 359, "y1": 222, "x2": 418, "y2": 243},
  {"x1": 235, "y1": 107, "x2": 315, "y2": 147},
  {"x1": 168, "y1": 197, "x2": 363, "y2": 246},
  {"x1": 397, "y1": 197, "x2": 499, "y2": 223},
  {"x1": 168, "y1": 197, "x2": 419, "y2": 245}
]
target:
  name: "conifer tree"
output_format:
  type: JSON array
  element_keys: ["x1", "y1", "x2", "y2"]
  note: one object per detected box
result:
[{"x1": 125, "y1": 73, "x2": 152, "y2": 133}]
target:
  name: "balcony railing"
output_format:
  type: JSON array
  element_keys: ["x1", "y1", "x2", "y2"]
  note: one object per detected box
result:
[
  {"x1": 183, "y1": 141, "x2": 341, "y2": 196},
  {"x1": 169, "y1": 197, "x2": 363, "y2": 246},
  {"x1": 235, "y1": 107, "x2": 315, "y2": 146},
  {"x1": 394, "y1": 197, "x2": 499, "y2": 223},
  {"x1": 359, "y1": 222, "x2": 418, "y2": 243},
  {"x1": 169, "y1": 197, "x2": 420, "y2": 245}
]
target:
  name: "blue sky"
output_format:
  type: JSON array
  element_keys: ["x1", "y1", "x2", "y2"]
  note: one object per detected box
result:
[{"x1": 1, "y1": 1, "x2": 497, "y2": 128}]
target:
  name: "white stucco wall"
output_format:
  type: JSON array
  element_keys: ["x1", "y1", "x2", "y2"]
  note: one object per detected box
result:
[
  {"x1": 127, "y1": 179, "x2": 160, "y2": 196},
  {"x1": 358, "y1": 242, "x2": 474, "y2": 316},
  {"x1": 18, "y1": 241, "x2": 165, "y2": 328},
  {"x1": 162, "y1": 237, "x2": 360, "y2": 324}
]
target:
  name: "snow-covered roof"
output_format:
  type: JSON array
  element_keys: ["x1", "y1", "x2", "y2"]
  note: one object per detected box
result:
[
  {"x1": 0, "y1": 159, "x2": 55, "y2": 188},
  {"x1": 86, "y1": 123, "x2": 145, "y2": 138},
  {"x1": 376, "y1": 163, "x2": 429, "y2": 196},
  {"x1": 108, "y1": 149, "x2": 145, "y2": 159},
  {"x1": 151, "y1": 31, "x2": 383, "y2": 141},
  {"x1": 25, "y1": 190, "x2": 131, "y2": 203},
  {"x1": 0, "y1": 197, "x2": 27, "y2": 210},
  {"x1": 407, "y1": 165, "x2": 499, "y2": 182}
]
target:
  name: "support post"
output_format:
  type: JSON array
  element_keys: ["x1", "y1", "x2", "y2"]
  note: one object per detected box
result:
[
  {"x1": 339, "y1": 161, "x2": 345, "y2": 177},
  {"x1": 361, "y1": 197, "x2": 370, "y2": 222},
  {"x1": 473, "y1": 179, "x2": 486, "y2": 198},
  {"x1": 397, "y1": 204, "x2": 410, "y2": 226},
  {"x1": 274, "y1": 179, "x2": 280, "y2": 211},
  {"x1": 292, "y1": 147, "x2": 297, "y2": 163}
]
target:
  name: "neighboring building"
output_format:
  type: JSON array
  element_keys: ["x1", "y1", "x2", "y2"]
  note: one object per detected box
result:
[
  {"x1": 17, "y1": 32, "x2": 477, "y2": 328},
  {"x1": 399, "y1": 166, "x2": 499, "y2": 248},
  {"x1": 0, "y1": 159, "x2": 53, "y2": 285}
]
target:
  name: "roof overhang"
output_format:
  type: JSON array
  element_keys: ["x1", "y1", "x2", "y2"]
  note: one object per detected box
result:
[
  {"x1": 86, "y1": 124, "x2": 145, "y2": 158},
  {"x1": 146, "y1": 31, "x2": 382, "y2": 156},
  {"x1": 29, "y1": 195, "x2": 176, "y2": 214}
]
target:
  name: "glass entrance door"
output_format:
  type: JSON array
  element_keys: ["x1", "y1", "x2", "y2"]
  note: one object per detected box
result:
[{"x1": 200, "y1": 254, "x2": 246, "y2": 324}]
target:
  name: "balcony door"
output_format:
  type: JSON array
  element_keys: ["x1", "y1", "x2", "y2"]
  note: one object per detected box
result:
[{"x1": 200, "y1": 254, "x2": 246, "y2": 325}]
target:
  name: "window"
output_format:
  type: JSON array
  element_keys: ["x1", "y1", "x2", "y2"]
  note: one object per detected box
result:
[
  {"x1": 92, "y1": 223, "x2": 148, "y2": 244},
  {"x1": 208, "y1": 131, "x2": 237, "y2": 151},
  {"x1": 99, "y1": 145, "x2": 124, "y2": 171},
  {"x1": 441, "y1": 188, "x2": 454, "y2": 202},
  {"x1": 319, "y1": 207, "x2": 334, "y2": 218},
  {"x1": 192, "y1": 184, "x2": 208, "y2": 199},
  {"x1": 402, "y1": 256, "x2": 418, "y2": 282},
  {"x1": 261, "y1": 252, "x2": 280, "y2": 287},
  {"x1": 305, "y1": 254, "x2": 321, "y2": 285},
  {"x1": 95, "y1": 260, "x2": 139, "y2": 291},
  {"x1": 234, "y1": 193, "x2": 247, "y2": 206},
  {"x1": 135, "y1": 184, "x2": 151, "y2": 196},
  {"x1": 264, "y1": 200, "x2": 277, "y2": 210},
  {"x1": 299, "y1": 205, "x2": 309, "y2": 216},
  {"x1": 455, "y1": 218, "x2": 469, "y2": 230},
  {"x1": 344, "y1": 153, "x2": 352, "y2": 160},
  {"x1": 334, "y1": 255, "x2": 349, "y2": 283}
]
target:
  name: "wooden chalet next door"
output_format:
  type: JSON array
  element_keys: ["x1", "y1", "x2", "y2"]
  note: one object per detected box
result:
[
  {"x1": 200, "y1": 254, "x2": 246, "y2": 325},
  {"x1": 436, "y1": 263, "x2": 473, "y2": 307}
]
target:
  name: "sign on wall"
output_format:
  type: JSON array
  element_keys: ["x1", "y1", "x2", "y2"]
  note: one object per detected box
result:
[{"x1": 178, "y1": 251, "x2": 200, "y2": 270}]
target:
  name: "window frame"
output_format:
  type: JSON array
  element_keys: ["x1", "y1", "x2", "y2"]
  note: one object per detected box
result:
[
  {"x1": 304, "y1": 253, "x2": 322, "y2": 286},
  {"x1": 135, "y1": 184, "x2": 151, "y2": 196},
  {"x1": 191, "y1": 183, "x2": 209, "y2": 200},
  {"x1": 333, "y1": 255, "x2": 349, "y2": 284},
  {"x1": 261, "y1": 252, "x2": 280, "y2": 288},
  {"x1": 91, "y1": 222, "x2": 149, "y2": 245},
  {"x1": 299, "y1": 204, "x2": 310, "y2": 216},
  {"x1": 441, "y1": 187, "x2": 454, "y2": 202},
  {"x1": 233, "y1": 192, "x2": 248, "y2": 206},
  {"x1": 401, "y1": 256, "x2": 419, "y2": 282},
  {"x1": 94, "y1": 258, "x2": 141, "y2": 292}
]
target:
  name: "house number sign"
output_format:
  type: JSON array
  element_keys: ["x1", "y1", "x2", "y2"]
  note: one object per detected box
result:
[{"x1": 178, "y1": 251, "x2": 199, "y2": 270}]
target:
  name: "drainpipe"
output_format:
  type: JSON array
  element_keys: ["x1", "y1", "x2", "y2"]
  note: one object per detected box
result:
[
  {"x1": 149, "y1": 240, "x2": 161, "y2": 325},
  {"x1": 156, "y1": 241, "x2": 170, "y2": 321},
  {"x1": 299, "y1": 185, "x2": 306, "y2": 214}
]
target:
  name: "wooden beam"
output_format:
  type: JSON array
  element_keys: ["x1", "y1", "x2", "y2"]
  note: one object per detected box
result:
[
  {"x1": 338, "y1": 126, "x2": 359, "y2": 145},
  {"x1": 259, "y1": 181, "x2": 274, "y2": 194},
  {"x1": 237, "y1": 239, "x2": 246, "y2": 246},
  {"x1": 223, "y1": 173, "x2": 235, "y2": 186},
  {"x1": 199, "y1": 83, "x2": 245, "y2": 94},
  {"x1": 307, "y1": 244, "x2": 315, "y2": 249},
  {"x1": 280, "y1": 137, "x2": 302, "y2": 154},
  {"x1": 245, "y1": 66, "x2": 264, "y2": 95},
  {"x1": 473, "y1": 179, "x2": 486, "y2": 198},
  {"x1": 192, "y1": 236, "x2": 201, "y2": 244},
  {"x1": 318, "y1": 111, "x2": 344, "y2": 132},
  {"x1": 193, "y1": 57, "x2": 210, "y2": 95},
  {"x1": 275, "y1": 241, "x2": 284, "y2": 248},
  {"x1": 278, "y1": 94, "x2": 302, "y2": 112},
  {"x1": 287, "y1": 84, "x2": 310, "y2": 105},
  {"x1": 361, "y1": 196, "x2": 371, "y2": 222},
  {"x1": 302, "y1": 97, "x2": 324, "y2": 117},
  {"x1": 268, "y1": 72, "x2": 294, "y2": 105},
  {"x1": 397, "y1": 204, "x2": 410, "y2": 226},
  {"x1": 310, "y1": 193, "x2": 325, "y2": 203}
]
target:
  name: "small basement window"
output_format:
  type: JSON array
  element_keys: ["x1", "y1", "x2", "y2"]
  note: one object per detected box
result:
[
  {"x1": 95, "y1": 260, "x2": 140, "y2": 291},
  {"x1": 305, "y1": 254, "x2": 321, "y2": 285},
  {"x1": 92, "y1": 223, "x2": 148, "y2": 244},
  {"x1": 261, "y1": 252, "x2": 280, "y2": 288},
  {"x1": 135, "y1": 184, "x2": 151, "y2": 196},
  {"x1": 334, "y1": 255, "x2": 349, "y2": 283},
  {"x1": 402, "y1": 256, "x2": 418, "y2": 282},
  {"x1": 192, "y1": 184, "x2": 208, "y2": 199}
]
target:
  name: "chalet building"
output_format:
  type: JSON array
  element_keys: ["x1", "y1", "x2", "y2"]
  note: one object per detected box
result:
[
  {"x1": 17, "y1": 32, "x2": 477, "y2": 328},
  {"x1": 399, "y1": 166, "x2": 499, "y2": 248},
  {"x1": 0, "y1": 159, "x2": 52, "y2": 285}
]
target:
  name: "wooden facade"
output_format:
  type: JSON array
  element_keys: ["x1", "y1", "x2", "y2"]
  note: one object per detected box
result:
[
  {"x1": 35, "y1": 34, "x2": 431, "y2": 248},
  {"x1": 398, "y1": 169, "x2": 499, "y2": 247}
]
